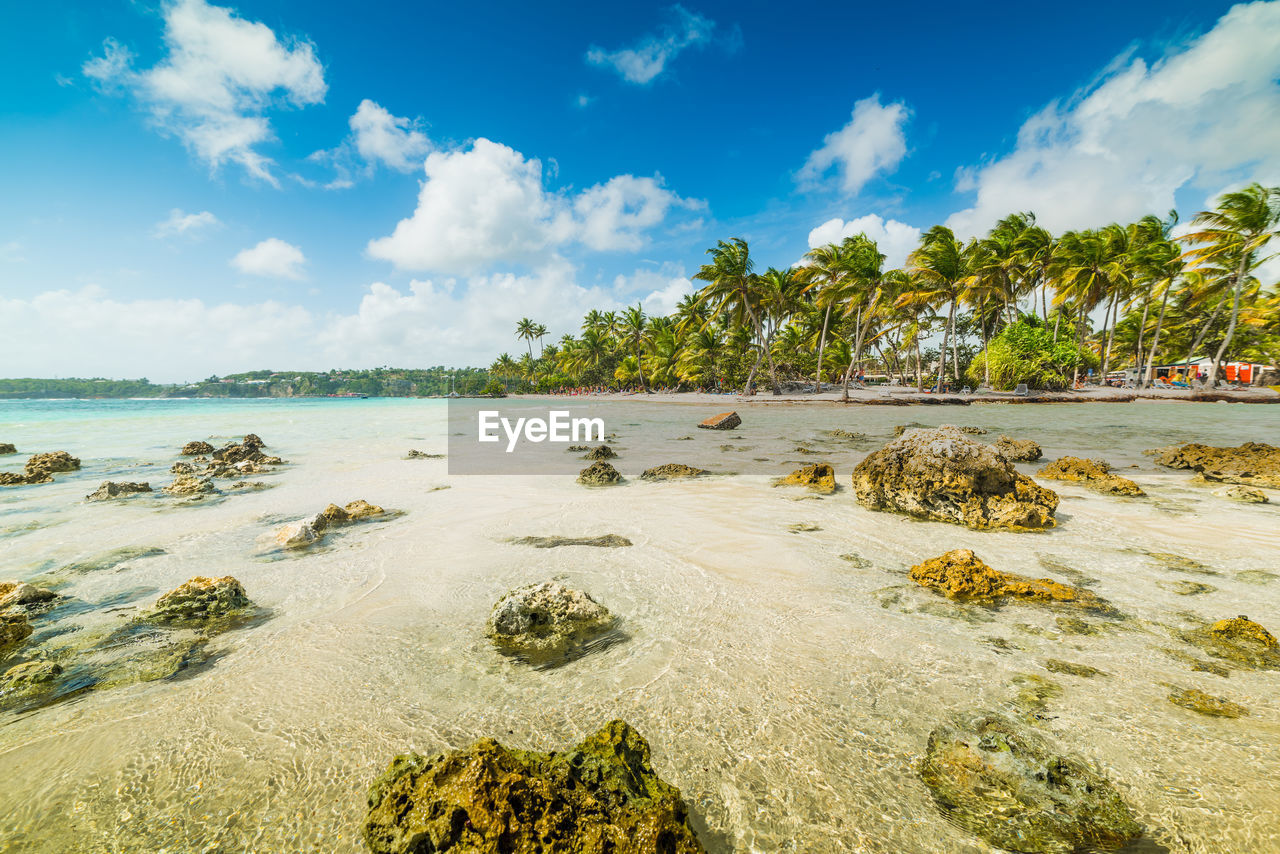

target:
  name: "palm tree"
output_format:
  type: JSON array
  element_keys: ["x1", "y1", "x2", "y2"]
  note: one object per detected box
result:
[
  {"x1": 693, "y1": 238, "x2": 781, "y2": 394},
  {"x1": 1182, "y1": 183, "x2": 1280, "y2": 384},
  {"x1": 800, "y1": 241, "x2": 854, "y2": 392},
  {"x1": 620, "y1": 304, "x2": 652, "y2": 392},
  {"x1": 533, "y1": 323, "x2": 548, "y2": 356},
  {"x1": 515, "y1": 318, "x2": 536, "y2": 361},
  {"x1": 1052, "y1": 226, "x2": 1129, "y2": 385},
  {"x1": 909, "y1": 226, "x2": 968, "y2": 392}
]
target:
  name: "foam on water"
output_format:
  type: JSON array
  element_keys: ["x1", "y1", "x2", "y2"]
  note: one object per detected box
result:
[{"x1": 0, "y1": 398, "x2": 1278, "y2": 852}]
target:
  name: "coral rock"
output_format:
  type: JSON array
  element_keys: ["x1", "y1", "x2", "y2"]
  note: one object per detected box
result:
[
  {"x1": 85, "y1": 481, "x2": 152, "y2": 501},
  {"x1": 698, "y1": 411, "x2": 741, "y2": 430},
  {"x1": 994, "y1": 435, "x2": 1043, "y2": 462},
  {"x1": 1037, "y1": 457, "x2": 1145, "y2": 496},
  {"x1": 910, "y1": 549, "x2": 1112, "y2": 612},
  {"x1": 640, "y1": 463, "x2": 709, "y2": 481},
  {"x1": 0, "y1": 582, "x2": 56, "y2": 612},
  {"x1": 775, "y1": 463, "x2": 836, "y2": 494},
  {"x1": 147, "y1": 576, "x2": 251, "y2": 625},
  {"x1": 1167, "y1": 686, "x2": 1248, "y2": 718},
  {"x1": 578, "y1": 461, "x2": 623, "y2": 486},
  {"x1": 1152, "y1": 441, "x2": 1280, "y2": 488},
  {"x1": 180, "y1": 441, "x2": 215, "y2": 455},
  {"x1": 486, "y1": 582, "x2": 619, "y2": 667}
]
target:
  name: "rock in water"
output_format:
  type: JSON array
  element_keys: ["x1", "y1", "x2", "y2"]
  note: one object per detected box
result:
[
  {"x1": 920, "y1": 712, "x2": 1141, "y2": 853},
  {"x1": 1181, "y1": 615, "x2": 1280, "y2": 670},
  {"x1": 510, "y1": 535, "x2": 633, "y2": 548},
  {"x1": 0, "y1": 660, "x2": 63, "y2": 693},
  {"x1": 275, "y1": 514, "x2": 326, "y2": 548},
  {"x1": 486, "y1": 582, "x2": 619, "y2": 667},
  {"x1": 583, "y1": 444, "x2": 618, "y2": 460},
  {"x1": 851, "y1": 427, "x2": 1058, "y2": 529},
  {"x1": 1167, "y1": 686, "x2": 1248, "y2": 718},
  {"x1": 774, "y1": 463, "x2": 836, "y2": 494},
  {"x1": 0, "y1": 613, "x2": 33, "y2": 655},
  {"x1": 909, "y1": 550, "x2": 1113, "y2": 612},
  {"x1": 698, "y1": 411, "x2": 741, "y2": 430},
  {"x1": 994, "y1": 435, "x2": 1043, "y2": 462},
  {"x1": 162, "y1": 474, "x2": 218, "y2": 496},
  {"x1": 1152, "y1": 441, "x2": 1280, "y2": 488},
  {"x1": 180, "y1": 440, "x2": 215, "y2": 455},
  {"x1": 2, "y1": 451, "x2": 81, "y2": 486},
  {"x1": 1036, "y1": 457, "x2": 1145, "y2": 496},
  {"x1": 146, "y1": 576, "x2": 251, "y2": 625},
  {"x1": 85, "y1": 481, "x2": 152, "y2": 501},
  {"x1": 343, "y1": 499, "x2": 385, "y2": 519},
  {"x1": 1214, "y1": 485, "x2": 1269, "y2": 503},
  {"x1": 0, "y1": 443, "x2": 15, "y2": 454},
  {"x1": 362, "y1": 720, "x2": 705, "y2": 854},
  {"x1": 640, "y1": 463, "x2": 709, "y2": 481},
  {"x1": 0, "y1": 581, "x2": 56, "y2": 611},
  {"x1": 578, "y1": 461, "x2": 623, "y2": 486},
  {"x1": 318, "y1": 503, "x2": 350, "y2": 527}
]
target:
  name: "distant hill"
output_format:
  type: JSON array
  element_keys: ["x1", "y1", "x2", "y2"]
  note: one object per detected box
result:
[{"x1": 0, "y1": 367, "x2": 490, "y2": 399}]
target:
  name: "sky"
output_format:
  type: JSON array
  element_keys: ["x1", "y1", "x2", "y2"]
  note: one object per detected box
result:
[{"x1": 2, "y1": 0, "x2": 1279, "y2": 382}]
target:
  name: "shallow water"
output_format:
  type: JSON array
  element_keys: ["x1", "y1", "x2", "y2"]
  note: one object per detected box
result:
[{"x1": 1, "y1": 398, "x2": 1278, "y2": 852}]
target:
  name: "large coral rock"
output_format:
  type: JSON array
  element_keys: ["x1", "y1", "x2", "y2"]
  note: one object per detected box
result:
[
  {"x1": 1037, "y1": 457, "x2": 1145, "y2": 496},
  {"x1": 640, "y1": 463, "x2": 708, "y2": 481},
  {"x1": 578, "y1": 461, "x2": 623, "y2": 486},
  {"x1": 1214, "y1": 485, "x2": 1269, "y2": 503},
  {"x1": 180, "y1": 440, "x2": 215, "y2": 455},
  {"x1": 0, "y1": 582, "x2": 56, "y2": 612},
  {"x1": 146, "y1": 576, "x2": 251, "y2": 625},
  {"x1": 1182, "y1": 615, "x2": 1280, "y2": 670},
  {"x1": 0, "y1": 660, "x2": 63, "y2": 692},
  {"x1": 343, "y1": 499, "x2": 384, "y2": 520},
  {"x1": 851, "y1": 427, "x2": 1058, "y2": 529},
  {"x1": 994, "y1": 435, "x2": 1043, "y2": 462},
  {"x1": 920, "y1": 712, "x2": 1141, "y2": 853},
  {"x1": 211, "y1": 435, "x2": 281, "y2": 466},
  {"x1": 1, "y1": 451, "x2": 81, "y2": 486},
  {"x1": 486, "y1": 582, "x2": 619, "y2": 667},
  {"x1": 910, "y1": 550, "x2": 1112, "y2": 612},
  {"x1": 163, "y1": 474, "x2": 218, "y2": 495},
  {"x1": 363, "y1": 720, "x2": 705, "y2": 854},
  {"x1": 1152, "y1": 442, "x2": 1280, "y2": 488},
  {"x1": 85, "y1": 481, "x2": 152, "y2": 501},
  {"x1": 698, "y1": 411, "x2": 741, "y2": 430},
  {"x1": 774, "y1": 463, "x2": 836, "y2": 494},
  {"x1": 1, "y1": 614, "x2": 33, "y2": 655}
]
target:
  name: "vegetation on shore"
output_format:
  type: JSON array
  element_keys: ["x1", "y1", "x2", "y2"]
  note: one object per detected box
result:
[{"x1": 494, "y1": 184, "x2": 1280, "y2": 395}]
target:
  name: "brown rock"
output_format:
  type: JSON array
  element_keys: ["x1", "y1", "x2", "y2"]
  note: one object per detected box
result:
[
  {"x1": 147, "y1": 576, "x2": 251, "y2": 624},
  {"x1": 0, "y1": 582, "x2": 56, "y2": 611},
  {"x1": 343, "y1": 499, "x2": 384, "y2": 519},
  {"x1": 910, "y1": 549, "x2": 1113, "y2": 612},
  {"x1": 1037, "y1": 457, "x2": 1145, "y2": 496},
  {"x1": 698, "y1": 411, "x2": 741, "y2": 430},
  {"x1": 994, "y1": 436, "x2": 1043, "y2": 462},
  {"x1": 0, "y1": 443, "x2": 15, "y2": 455},
  {"x1": 775, "y1": 463, "x2": 836, "y2": 494},
  {"x1": 0, "y1": 613, "x2": 33, "y2": 654},
  {"x1": 180, "y1": 440, "x2": 215, "y2": 455},
  {"x1": 578, "y1": 461, "x2": 623, "y2": 486},
  {"x1": 1152, "y1": 442, "x2": 1280, "y2": 488},
  {"x1": 640, "y1": 463, "x2": 709, "y2": 481},
  {"x1": 85, "y1": 481, "x2": 152, "y2": 501}
]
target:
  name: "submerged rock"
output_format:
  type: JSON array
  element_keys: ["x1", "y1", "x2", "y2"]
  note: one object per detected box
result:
[
  {"x1": 1157, "y1": 580, "x2": 1216, "y2": 596},
  {"x1": 1214, "y1": 485, "x2": 1269, "y2": 503},
  {"x1": 0, "y1": 582, "x2": 56, "y2": 612},
  {"x1": 362, "y1": 720, "x2": 704, "y2": 854},
  {"x1": 827, "y1": 429, "x2": 865, "y2": 440},
  {"x1": 957, "y1": 426, "x2": 988, "y2": 435},
  {"x1": 640, "y1": 463, "x2": 708, "y2": 481},
  {"x1": 1182, "y1": 615, "x2": 1280, "y2": 670},
  {"x1": 486, "y1": 582, "x2": 619, "y2": 667},
  {"x1": 145, "y1": 576, "x2": 252, "y2": 626},
  {"x1": 405, "y1": 449, "x2": 443, "y2": 459},
  {"x1": 85, "y1": 481, "x2": 152, "y2": 501},
  {"x1": 510, "y1": 535, "x2": 632, "y2": 548},
  {"x1": 1, "y1": 614, "x2": 33, "y2": 655},
  {"x1": 1044, "y1": 659, "x2": 1106, "y2": 678},
  {"x1": 578, "y1": 461, "x2": 623, "y2": 486},
  {"x1": 1152, "y1": 441, "x2": 1280, "y2": 488},
  {"x1": 1037, "y1": 457, "x2": 1145, "y2": 497},
  {"x1": 852, "y1": 427, "x2": 1057, "y2": 530},
  {"x1": 893, "y1": 422, "x2": 928, "y2": 436},
  {"x1": 1167, "y1": 686, "x2": 1248, "y2": 718},
  {"x1": 275, "y1": 514, "x2": 325, "y2": 549},
  {"x1": 170, "y1": 461, "x2": 195, "y2": 475},
  {"x1": 698, "y1": 411, "x2": 741, "y2": 430},
  {"x1": 919, "y1": 712, "x2": 1141, "y2": 853},
  {"x1": 180, "y1": 440, "x2": 215, "y2": 455},
  {"x1": 909, "y1": 550, "x2": 1112, "y2": 612},
  {"x1": 0, "y1": 660, "x2": 63, "y2": 696},
  {"x1": 583, "y1": 444, "x2": 618, "y2": 460},
  {"x1": 162, "y1": 474, "x2": 218, "y2": 496},
  {"x1": 774, "y1": 463, "x2": 836, "y2": 494},
  {"x1": 994, "y1": 435, "x2": 1043, "y2": 462},
  {"x1": 0, "y1": 443, "x2": 15, "y2": 454}
]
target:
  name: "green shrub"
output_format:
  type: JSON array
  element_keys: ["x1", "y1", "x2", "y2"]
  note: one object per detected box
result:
[
  {"x1": 480, "y1": 378, "x2": 507, "y2": 397},
  {"x1": 967, "y1": 322, "x2": 1098, "y2": 391}
]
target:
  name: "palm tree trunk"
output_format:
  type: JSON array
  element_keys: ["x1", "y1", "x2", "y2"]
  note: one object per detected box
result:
[
  {"x1": 1184, "y1": 299, "x2": 1226, "y2": 384},
  {"x1": 1134, "y1": 293, "x2": 1151, "y2": 383},
  {"x1": 1144, "y1": 283, "x2": 1172, "y2": 386},
  {"x1": 814, "y1": 303, "x2": 831, "y2": 392},
  {"x1": 1209, "y1": 254, "x2": 1250, "y2": 386},
  {"x1": 936, "y1": 300, "x2": 954, "y2": 393},
  {"x1": 949, "y1": 299, "x2": 960, "y2": 386},
  {"x1": 634, "y1": 343, "x2": 648, "y2": 392},
  {"x1": 1100, "y1": 290, "x2": 1120, "y2": 384}
]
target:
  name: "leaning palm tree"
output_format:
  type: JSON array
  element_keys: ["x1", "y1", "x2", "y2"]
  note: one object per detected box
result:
[
  {"x1": 620, "y1": 304, "x2": 652, "y2": 392},
  {"x1": 533, "y1": 323, "x2": 548, "y2": 356},
  {"x1": 1181, "y1": 183, "x2": 1280, "y2": 384},
  {"x1": 908, "y1": 226, "x2": 969, "y2": 392},
  {"x1": 693, "y1": 238, "x2": 781, "y2": 394},
  {"x1": 799, "y1": 241, "x2": 855, "y2": 392}
]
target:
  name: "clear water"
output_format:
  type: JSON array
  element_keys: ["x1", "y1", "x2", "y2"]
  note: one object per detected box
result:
[{"x1": 1, "y1": 398, "x2": 1278, "y2": 852}]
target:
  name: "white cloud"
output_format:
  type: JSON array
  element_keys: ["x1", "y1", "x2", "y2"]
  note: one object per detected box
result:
[
  {"x1": 348, "y1": 99, "x2": 430, "y2": 172},
  {"x1": 153, "y1": 208, "x2": 220, "y2": 238},
  {"x1": 366, "y1": 138, "x2": 699, "y2": 274},
  {"x1": 586, "y1": 6, "x2": 717, "y2": 85},
  {"x1": 231, "y1": 238, "x2": 306, "y2": 279},
  {"x1": 947, "y1": 1, "x2": 1280, "y2": 236},
  {"x1": 807, "y1": 214, "x2": 922, "y2": 269},
  {"x1": 627, "y1": 267, "x2": 696, "y2": 316},
  {"x1": 83, "y1": 0, "x2": 326, "y2": 184},
  {"x1": 798, "y1": 94, "x2": 910, "y2": 195}
]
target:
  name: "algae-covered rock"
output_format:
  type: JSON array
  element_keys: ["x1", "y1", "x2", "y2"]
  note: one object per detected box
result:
[
  {"x1": 774, "y1": 463, "x2": 836, "y2": 494},
  {"x1": 318, "y1": 503, "x2": 350, "y2": 527},
  {"x1": 509, "y1": 535, "x2": 632, "y2": 548},
  {"x1": 1214, "y1": 485, "x2": 1269, "y2": 503},
  {"x1": 909, "y1": 550, "x2": 1112, "y2": 613},
  {"x1": 1166, "y1": 686, "x2": 1248, "y2": 718},
  {"x1": 994, "y1": 435, "x2": 1043, "y2": 462},
  {"x1": 181, "y1": 440, "x2": 215, "y2": 455},
  {"x1": 1055, "y1": 616, "x2": 1102, "y2": 636},
  {"x1": 578, "y1": 461, "x2": 623, "y2": 486},
  {"x1": 957, "y1": 426, "x2": 988, "y2": 435},
  {"x1": 1, "y1": 614, "x2": 33, "y2": 656},
  {"x1": 405, "y1": 449, "x2": 444, "y2": 459},
  {"x1": 85, "y1": 481, "x2": 152, "y2": 501},
  {"x1": 162, "y1": 474, "x2": 218, "y2": 496},
  {"x1": 0, "y1": 660, "x2": 63, "y2": 693},
  {"x1": 170, "y1": 461, "x2": 195, "y2": 475},
  {"x1": 362, "y1": 719, "x2": 704, "y2": 854},
  {"x1": 25, "y1": 451, "x2": 81, "y2": 476},
  {"x1": 1182, "y1": 615, "x2": 1280, "y2": 670},
  {"x1": 1157, "y1": 580, "x2": 1216, "y2": 596},
  {"x1": 343, "y1": 499, "x2": 384, "y2": 519},
  {"x1": 1037, "y1": 457, "x2": 1145, "y2": 497},
  {"x1": 145, "y1": 576, "x2": 252, "y2": 626},
  {"x1": 1152, "y1": 441, "x2": 1280, "y2": 488},
  {"x1": 640, "y1": 463, "x2": 708, "y2": 481},
  {"x1": 851, "y1": 427, "x2": 1057, "y2": 530},
  {"x1": 1044, "y1": 659, "x2": 1106, "y2": 678},
  {"x1": 920, "y1": 712, "x2": 1141, "y2": 853},
  {"x1": 0, "y1": 443, "x2": 15, "y2": 455},
  {"x1": 827, "y1": 429, "x2": 865, "y2": 440},
  {"x1": 92, "y1": 634, "x2": 210, "y2": 690},
  {"x1": 698, "y1": 411, "x2": 740, "y2": 430},
  {"x1": 582, "y1": 444, "x2": 617, "y2": 461},
  {"x1": 486, "y1": 582, "x2": 620, "y2": 667},
  {"x1": 0, "y1": 582, "x2": 56, "y2": 612}
]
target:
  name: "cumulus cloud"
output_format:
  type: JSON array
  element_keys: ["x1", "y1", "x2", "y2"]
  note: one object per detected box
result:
[
  {"x1": 807, "y1": 214, "x2": 922, "y2": 269},
  {"x1": 83, "y1": 0, "x2": 326, "y2": 184},
  {"x1": 798, "y1": 94, "x2": 910, "y2": 195},
  {"x1": 231, "y1": 238, "x2": 306, "y2": 279},
  {"x1": 348, "y1": 99, "x2": 430, "y2": 171},
  {"x1": 153, "y1": 208, "x2": 220, "y2": 238},
  {"x1": 947, "y1": 1, "x2": 1280, "y2": 236},
  {"x1": 586, "y1": 5, "x2": 718, "y2": 85},
  {"x1": 366, "y1": 139, "x2": 699, "y2": 274}
]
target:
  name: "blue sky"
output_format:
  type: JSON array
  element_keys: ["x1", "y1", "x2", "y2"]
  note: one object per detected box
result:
[{"x1": 3, "y1": 0, "x2": 1278, "y2": 381}]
